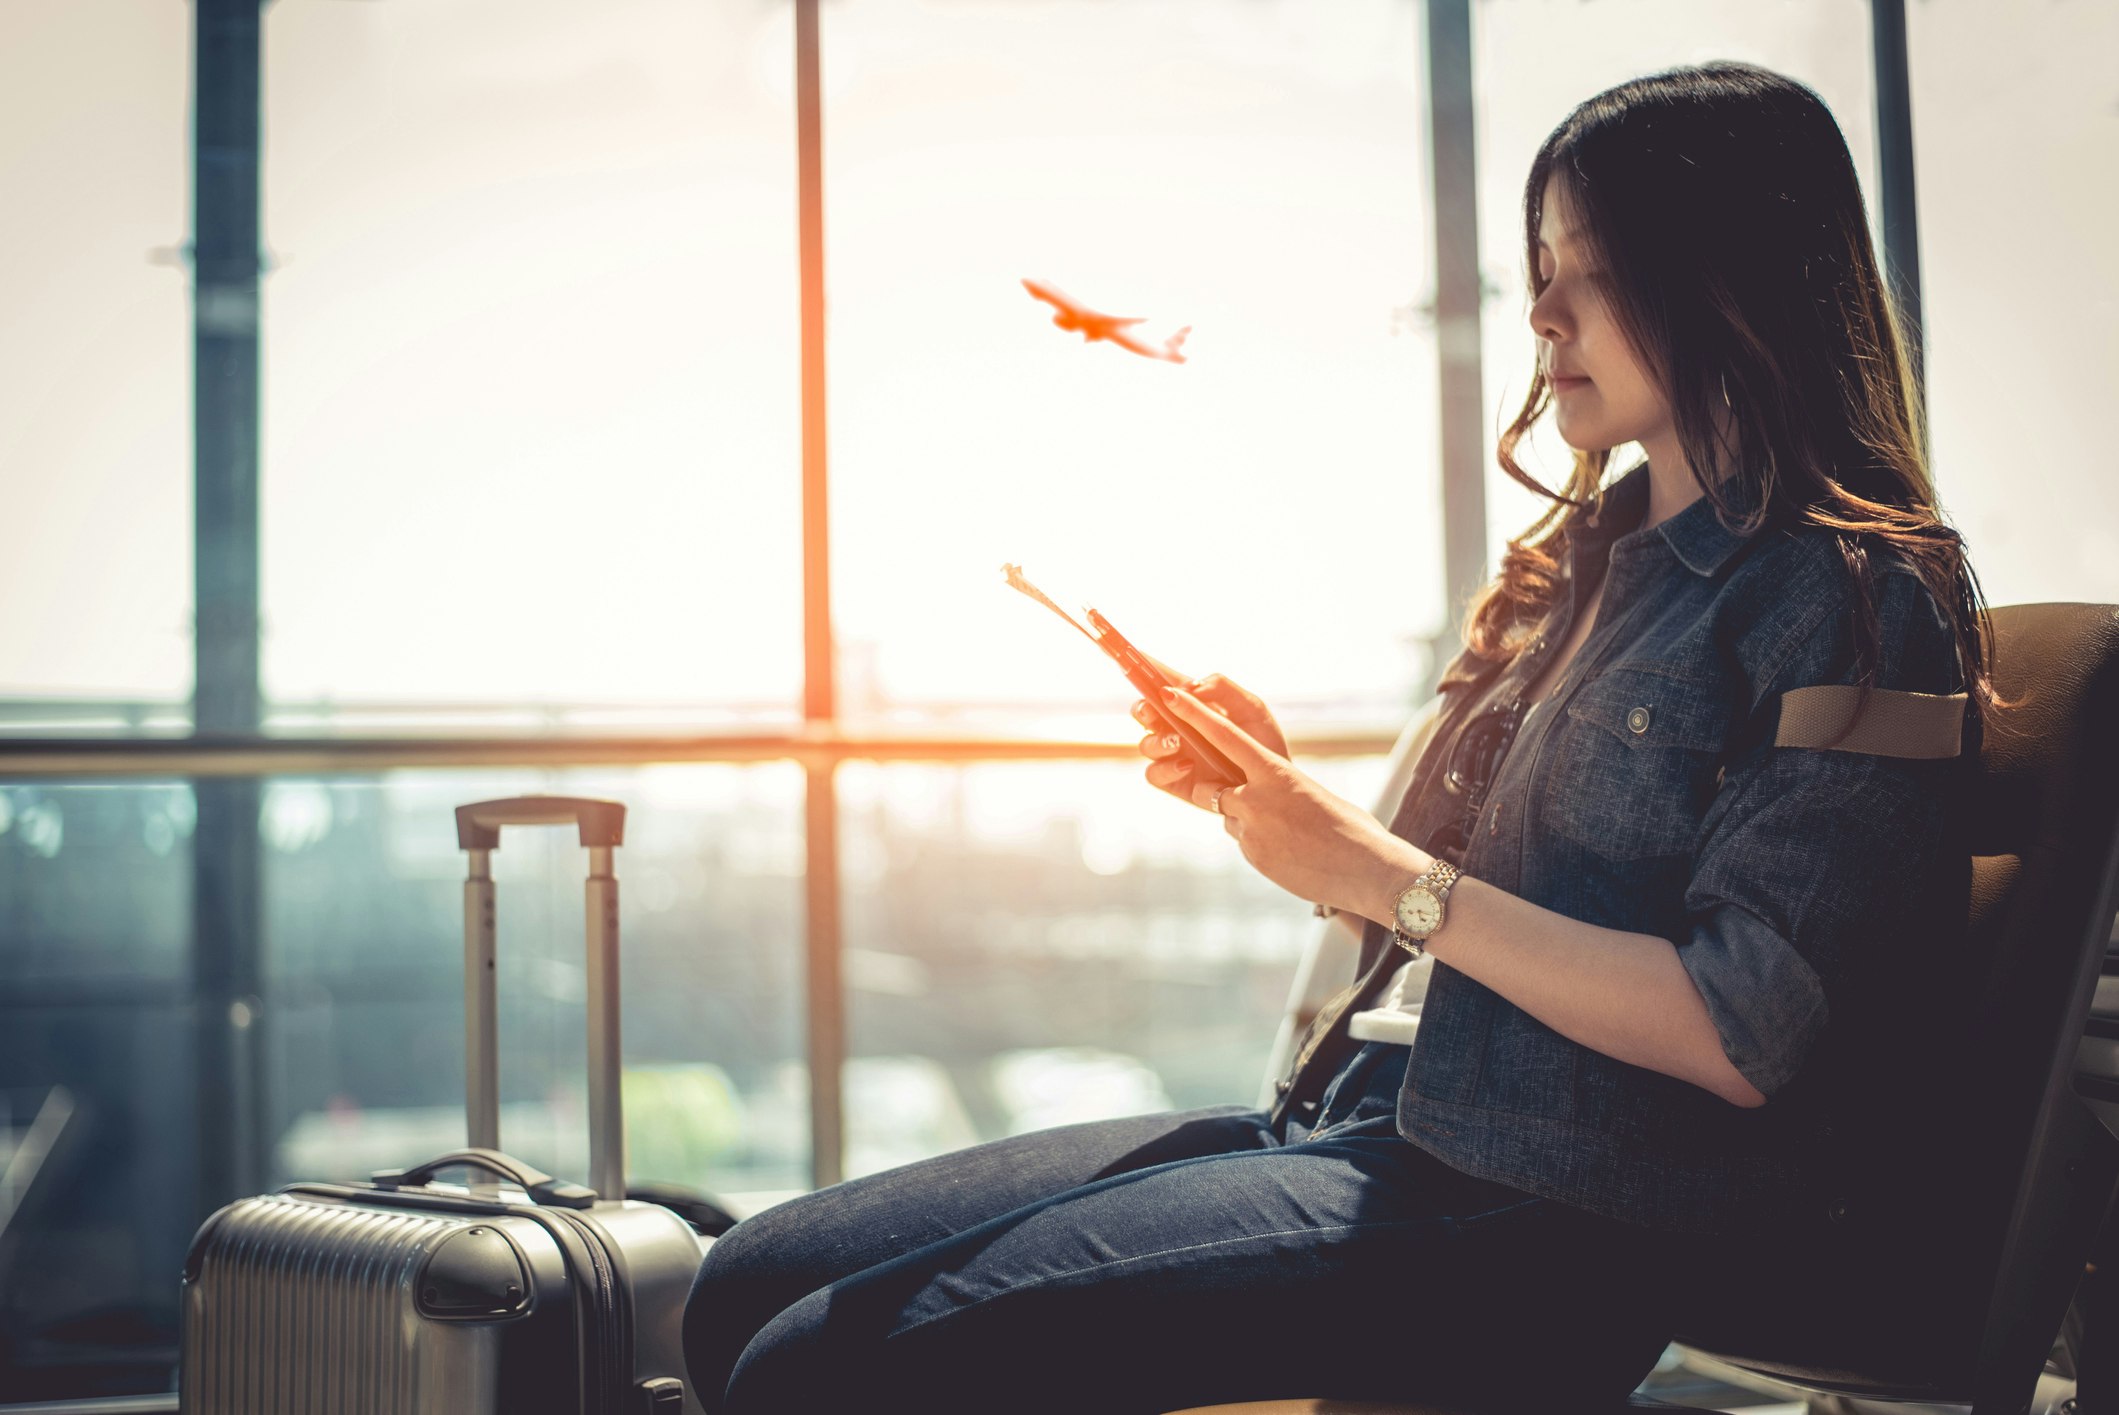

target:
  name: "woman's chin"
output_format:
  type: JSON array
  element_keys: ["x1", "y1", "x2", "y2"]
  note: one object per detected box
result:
[{"x1": 1553, "y1": 410, "x2": 1625, "y2": 455}]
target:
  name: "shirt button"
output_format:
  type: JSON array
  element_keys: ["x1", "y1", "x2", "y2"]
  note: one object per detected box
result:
[
  {"x1": 1626, "y1": 705, "x2": 1652, "y2": 734},
  {"x1": 1488, "y1": 802, "x2": 1502, "y2": 836},
  {"x1": 1274, "y1": 1078, "x2": 1293, "y2": 1096}
]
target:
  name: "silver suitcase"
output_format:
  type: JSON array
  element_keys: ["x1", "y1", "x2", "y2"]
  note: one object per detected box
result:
[{"x1": 180, "y1": 796, "x2": 709, "y2": 1414}]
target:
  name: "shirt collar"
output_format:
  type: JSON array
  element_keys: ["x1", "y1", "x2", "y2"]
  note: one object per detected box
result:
[{"x1": 1569, "y1": 458, "x2": 1767, "y2": 578}]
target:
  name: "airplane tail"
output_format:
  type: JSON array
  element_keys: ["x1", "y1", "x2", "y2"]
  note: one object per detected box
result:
[{"x1": 1165, "y1": 325, "x2": 1192, "y2": 362}]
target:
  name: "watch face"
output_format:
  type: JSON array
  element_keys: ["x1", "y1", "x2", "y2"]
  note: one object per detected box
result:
[{"x1": 1395, "y1": 887, "x2": 1442, "y2": 937}]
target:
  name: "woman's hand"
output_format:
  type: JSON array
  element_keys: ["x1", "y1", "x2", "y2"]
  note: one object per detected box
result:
[
  {"x1": 1145, "y1": 683, "x2": 1420, "y2": 918},
  {"x1": 1135, "y1": 665, "x2": 1296, "y2": 796}
]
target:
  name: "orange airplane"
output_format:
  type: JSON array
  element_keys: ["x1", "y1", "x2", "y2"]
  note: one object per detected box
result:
[{"x1": 1021, "y1": 278, "x2": 1191, "y2": 364}]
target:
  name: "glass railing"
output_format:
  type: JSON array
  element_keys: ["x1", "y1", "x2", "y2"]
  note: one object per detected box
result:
[{"x1": 0, "y1": 736, "x2": 1395, "y2": 1400}]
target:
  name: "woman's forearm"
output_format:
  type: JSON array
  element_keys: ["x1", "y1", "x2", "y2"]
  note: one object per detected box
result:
[
  {"x1": 1144, "y1": 682, "x2": 1768, "y2": 1108},
  {"x1": 1353, "y1": 838, "x2": 1768, "y2": 1109}
]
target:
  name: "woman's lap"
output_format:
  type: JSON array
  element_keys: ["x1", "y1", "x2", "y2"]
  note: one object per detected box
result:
[
  {"x1": 683, "y1": 1096, "x2": 1683, "y2": 1414},
  {"x1": 681, "y1": 1102, "x2": 1280, "y2": 1405}
]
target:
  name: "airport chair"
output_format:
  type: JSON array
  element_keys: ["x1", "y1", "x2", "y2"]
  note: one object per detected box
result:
[{"x1": 1170, "y1": 602, "x2": 2119, "y2": 1415}]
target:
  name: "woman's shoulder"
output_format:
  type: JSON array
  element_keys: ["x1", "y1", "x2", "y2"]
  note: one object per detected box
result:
[
  {"x1": 1727, "y1": 519, "x2": 1887, "y2": 591},
  {"x1": 1721, "y1": 521, "x2": 1948, "y2": 623},
  {"x1": 1719, "y1": 523, "x2": 1961, "y2": 698}
]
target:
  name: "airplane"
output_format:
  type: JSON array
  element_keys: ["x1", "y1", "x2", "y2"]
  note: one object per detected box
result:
[{"x1": 1021, "y1": 278, "x2": 1191, "y2": 363}]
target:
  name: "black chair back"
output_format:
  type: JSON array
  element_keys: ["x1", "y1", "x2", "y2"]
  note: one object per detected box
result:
[{"x1": 1670, "y1": 603, "x2": 2119, "y2": 1412}]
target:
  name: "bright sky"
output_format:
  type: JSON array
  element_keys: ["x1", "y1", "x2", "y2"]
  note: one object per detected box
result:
[{"x1": 1, "y1": 0, "x2": 2113, "y2": 724}]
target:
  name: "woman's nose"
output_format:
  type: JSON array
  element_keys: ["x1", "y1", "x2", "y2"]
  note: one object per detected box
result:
[{"x1": 1529, "y1": 287, "x2": 1569, "y2": 345}]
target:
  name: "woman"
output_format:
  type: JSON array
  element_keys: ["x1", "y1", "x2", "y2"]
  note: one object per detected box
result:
[{"x1": 683, "y1": 59, "x2": 2001, "y2": 1413}]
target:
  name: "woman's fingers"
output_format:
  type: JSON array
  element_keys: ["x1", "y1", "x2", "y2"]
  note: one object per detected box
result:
[
  {"x1": 1143, "y1": 754, "x2": 1192, "y2": 795},
  {"x1": 1182, "y1": 676, "x2": 1290, "y2": 759},
  {"x1": 1137, "y1": 731, "x2": 1183, "y2": 760},
  {"x1": 1184, "y1": 676, "x2": 1266, "y2": 728},
  {"x1": 1188, "y1": 777, "x2": 1245, "y2": 820},
  {"x1": 1191, "y1": 674, "x2": 1268, "y2": 716},
  {"x1": 1156, "y1": 686, "x2": 1280, "y2": 772}
]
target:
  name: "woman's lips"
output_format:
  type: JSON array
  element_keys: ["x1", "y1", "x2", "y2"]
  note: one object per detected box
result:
[{"x1": 1552, "y1": 375, "x2": 1591, "y2": 391}]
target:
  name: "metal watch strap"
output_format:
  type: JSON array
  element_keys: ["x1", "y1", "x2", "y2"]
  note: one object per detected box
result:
[{"x1": 1391, "y1": 860, "x2": 1461, "y2": 960}]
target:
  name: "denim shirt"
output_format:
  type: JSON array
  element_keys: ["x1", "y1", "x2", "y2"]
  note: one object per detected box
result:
[{"x1": 1270, "y1": 460, "x2": 1973, "y2": 1238}]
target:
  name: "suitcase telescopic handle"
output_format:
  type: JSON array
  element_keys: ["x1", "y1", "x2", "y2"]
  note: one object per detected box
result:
[
  {"x1": 456, "y1": 795, "x2": 628, "y2": 1205},
  {"x1": 373, "y1": 1148, "x2": 597, "y2": 1209},
  {"x1": 455, "y1": 795, "x2": 626, "y2": 851}
]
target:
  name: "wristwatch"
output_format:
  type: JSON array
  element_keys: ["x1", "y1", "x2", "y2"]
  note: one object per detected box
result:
[{"x1": 1389, "y1": 860, "x2": 1462, "y2": 959}]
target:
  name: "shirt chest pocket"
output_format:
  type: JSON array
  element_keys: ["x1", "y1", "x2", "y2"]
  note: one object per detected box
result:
[{"x1": 1541, "y1": 665, "x2": 1733, "y2": 862}]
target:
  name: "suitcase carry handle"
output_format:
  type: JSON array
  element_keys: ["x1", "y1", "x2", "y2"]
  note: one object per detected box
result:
[
  {"x1": 457, "y1": 795, "x2": 628, "y2": 1204},
  {"x1": 372, "y1": 1147, "x2": 597, "y2": 1209}
]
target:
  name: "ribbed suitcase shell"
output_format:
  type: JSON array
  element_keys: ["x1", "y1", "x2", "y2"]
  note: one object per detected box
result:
[{"x1": 181, "y1": 1185, "x2": 703, "y2": 1415}]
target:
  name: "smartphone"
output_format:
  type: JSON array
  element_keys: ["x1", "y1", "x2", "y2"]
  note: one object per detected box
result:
[{"x1": 1084, "y1": 608, "x2": 1246, "y2": 787}]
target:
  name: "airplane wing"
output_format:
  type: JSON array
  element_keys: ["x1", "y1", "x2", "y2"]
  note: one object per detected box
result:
[{"x1": 1023, "y1": 277, "x2": 1142, "y2": 324}]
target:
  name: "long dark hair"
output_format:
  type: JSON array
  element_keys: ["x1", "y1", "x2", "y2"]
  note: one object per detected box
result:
[{"x1": 1464, "y1": 60, "x2": 2011, "y2": 739}]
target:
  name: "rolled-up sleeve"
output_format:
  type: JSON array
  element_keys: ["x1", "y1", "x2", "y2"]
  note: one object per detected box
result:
[{"x1": 1676, "y1": 563, "x2": 1965, "y2": 1100}]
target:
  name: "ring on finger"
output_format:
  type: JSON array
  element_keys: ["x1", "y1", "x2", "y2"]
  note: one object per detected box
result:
[{"x1": 1210, "y1": 785, "x2": 1230, "y2": 815}]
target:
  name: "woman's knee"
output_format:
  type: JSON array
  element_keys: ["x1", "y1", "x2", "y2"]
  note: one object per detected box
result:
[
  {"x1": 719, "y1": 1285, "x2": 997, "y2": 1415},
  {"x1": 688, "y1": 1181, "x2": 856, "y2": 1289},
  {"x1": 681, "y1": 1205, "x2": 829, "y2": 1410},
  {"x1": 683, "y1": 1219, "x2": 767, "y2": 1323},
  {"x1": 684, "y1": 1198, "x2": 833, "y2": 1342}
]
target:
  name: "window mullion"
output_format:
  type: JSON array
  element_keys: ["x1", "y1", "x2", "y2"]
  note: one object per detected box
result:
[{"x1": 795, "y1": 0, "x2": 845, "y2": 1192}]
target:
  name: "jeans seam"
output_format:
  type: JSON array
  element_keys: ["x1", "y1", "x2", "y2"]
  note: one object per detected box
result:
[{"x1": 884, "y1": 1200, "x2": 1544, "y2": 1341}]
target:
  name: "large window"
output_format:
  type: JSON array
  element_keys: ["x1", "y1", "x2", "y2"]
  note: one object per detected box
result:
[
  {"x1": 1905, "y1": 0, "x2": 2119, "y2": 607},
  {"x1": 260, "y1": 0, "x2": 804, "y2": 720},
  {"x1": 823, "y1": 0, "x2": 1445, "y2": 729},
  {"x1": 0, "y1": 5, "x2": 1424, "y2": 1399},
  {"x1": 0, "y1": 2, "x2": 192, "y2": 720}
]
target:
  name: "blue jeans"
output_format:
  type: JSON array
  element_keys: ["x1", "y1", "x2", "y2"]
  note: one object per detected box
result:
[{"x1": 682, "y1": 1043, "x2": 1693, "y2": 1413}]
